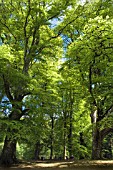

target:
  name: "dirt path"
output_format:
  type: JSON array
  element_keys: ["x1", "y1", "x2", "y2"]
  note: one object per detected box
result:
[{"x1": 1, "y1": 160, "x2": 113, "y2": 169}]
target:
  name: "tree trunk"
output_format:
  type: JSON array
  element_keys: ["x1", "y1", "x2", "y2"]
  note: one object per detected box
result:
[
  {"x1": 34, "y1": 142, "x2": 41, "y2": 160},
  {"x1": 50, "y1": 116, "x2": 54, "y2": 160},
  {"x1": 92, "y1": 123, "x2": 102, "y2": 159},
  {"x1": 1, "y1": 71, "x2": 29, "y2": 166},
  {"x1": 90, "y1": 109, "x2": 102, "y2": 159},
  {"x1": 68, "y1": 89, "x2": 73, "y2": 159},
  {"x1": 0, "y1": 103, "x2": 24, "y2": 166},
  {"x1": 91, "y1": 110, "x2": 113, "y2": 160},
  {"x1": 79, "y1": 132, "x2": 86, "y2": 159},
  {"x1": 63, "y1": 111, "x2": 67, "y2": 160},
  {"x1": 0, "y1": 136, "x2": 17, "y2": 166},
  {"x1": 68, "y1": 110, "x2": 73, "y2": 158}
]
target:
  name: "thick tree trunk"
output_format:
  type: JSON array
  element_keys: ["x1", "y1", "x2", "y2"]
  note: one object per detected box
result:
[
  {"x1": 91, "y1": 110, "x2": 102, "y2": 160},
  {"x1": 0, "y1": 136, "x2": 17, "y2": 166},
  {"x1": 91, "y1": 119, "x2": 113, "y2": 160},
  {"x1": 92, "y1": 123, "x2": 102, "y2": 159},
  {"x1": 0, "y1": 104, "x2": 25, "y2": 166},
  {"x1": 1, "y1": 71, "x2": 29, "y2": 166}
]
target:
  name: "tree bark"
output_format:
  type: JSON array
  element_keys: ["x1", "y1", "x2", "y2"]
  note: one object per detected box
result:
[
  {"x1": 63, "y1": 111, "x2": 67, "y2": 160},
  {"x1": 92, "y1": 123, "x2": 102, "y2": 159},
  {"x1": 34, "y1": 142, "x2": 41, "y2": 160},
  {"x1": 50, "y1": 116, "x2": 54, "y2": 160},
  {"x1": 0, "y1": 103, "x2": 25, "y2": 166},
  {"x1": 79, "y1": 132, "x2": 86, "y2": 159},
  {"x1": 91, "y1": 108, "x2": 113, "y2": 160},
  {"x1": 68, "y1": 89, "x2": 73, "y2": 159},
  {"x1": 91, "y1": 109, "x2": 102, "y2": 160},
  {"x1": 68, "y1": 102, "x2": 73, "y2": 159},
  {"x1": 68, "y1": 113, "x2": 73, "y2": 158},
  {"x1": 0, "y1": 136, "x2": 17, "y2": 166}
]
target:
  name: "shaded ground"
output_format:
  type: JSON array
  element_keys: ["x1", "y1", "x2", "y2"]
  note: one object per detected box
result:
[{"x1": 1, "y1": 160, "x2": 113, "y2": 169}]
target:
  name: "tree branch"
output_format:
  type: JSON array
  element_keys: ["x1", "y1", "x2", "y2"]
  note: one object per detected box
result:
[
  {"x1": 51, "y1": 18, "x2": 78, "y2": 39},
  {"x1": 102, "y1": 104, "x2": 113, "y2": 119},
  {"x1": 2, "y1": 74, "x2": 13, "y2": 101},
  {"x1": 0, "y1": 21, "x2": 17, "y2": 41},
  {"x1": 89, "y1": 64, "x2": 97, "y2": 106},
  {"x1": 23, "y1": 0, "x2": 31, "y2": 74},
  {"x1": 101, "y1": 128, "x2": 113, "y2": 140}
]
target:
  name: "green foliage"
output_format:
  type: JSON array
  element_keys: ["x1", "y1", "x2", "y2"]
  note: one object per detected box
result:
[
  {"x1": 102, "y1": 133, "x2": 113, "y2": 159},
  {"x1": 68, "y1": 15, "x2": 113, "y2": 118}
]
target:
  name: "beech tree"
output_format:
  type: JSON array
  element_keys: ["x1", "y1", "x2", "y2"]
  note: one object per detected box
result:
[
  {"x1": 68, "y1": 16, "x2": 113, "y2": 159},
  {"x1": 0, "y1": 0, "x2": 75, "y2": 165}
]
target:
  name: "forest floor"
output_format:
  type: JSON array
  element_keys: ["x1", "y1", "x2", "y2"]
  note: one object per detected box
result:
[{"x1": 1, "y1": 160, "x2": 113, "y2": 169}]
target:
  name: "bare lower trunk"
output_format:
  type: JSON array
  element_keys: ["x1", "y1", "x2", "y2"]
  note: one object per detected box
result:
[
  {"x1": 0, "y1": 104, "x2": 24, "y2": 166},
  {"x1": 91, "y1": 121, "x2": 113, "y2": 159},
  {"x1": 50, "y1": 116, "x2": 54, "y2": 160},
  {"x1": 68, "y1": 89, "x2": 74, "y2": 159},
  {"x1": 79, "y1": 132, "x2": 86, "y2": 159},
  {"x1": 0, "y1": 136, "x2": 17, "y2": 166},
  {"x1": 68, "y1": 111, "x2": 73, "y2": 158},
  {"x1": 1, "y1": 74, "x2": 28, "y2": 166},
  {"x1": 92, "y1": 124, "x2": 102, "y2": 159},
  {"x1": 63, "y1": 111, "x2": 67, "y2": 160},
  {"x1": 50, "y1": 143, "x2": 53, "y2": 160},
  {"x1": 34, "y1": 142, "x2": 41, "y2": 160}
]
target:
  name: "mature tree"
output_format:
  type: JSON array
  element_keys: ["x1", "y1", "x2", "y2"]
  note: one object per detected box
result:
[
  {"x1": 0, "y1": 0, "x2": 76, "y2": 165},
  {"x1": 68, "y1": 16, "x2": 113, "y2": 159}
]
